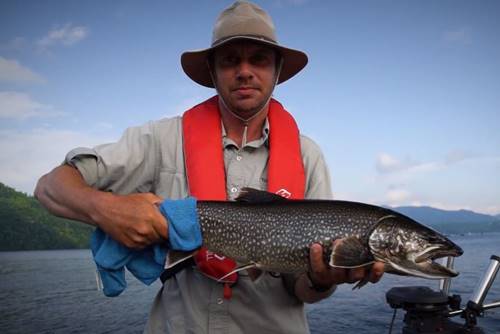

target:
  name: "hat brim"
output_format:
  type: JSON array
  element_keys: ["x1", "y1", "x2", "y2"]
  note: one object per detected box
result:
[{"x1": 181, "y1": 36, "x2": 308, "y2": 88}]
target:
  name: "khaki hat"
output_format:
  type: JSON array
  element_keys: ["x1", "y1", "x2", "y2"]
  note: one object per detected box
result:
[{"x1": 181, "y1": 1, "x2": 308, "y2": 88}]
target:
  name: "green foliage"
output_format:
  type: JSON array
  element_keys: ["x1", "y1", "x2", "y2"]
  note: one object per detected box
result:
[{"x1": 0, "y1": 182, "x2": 93, "y2": 251}]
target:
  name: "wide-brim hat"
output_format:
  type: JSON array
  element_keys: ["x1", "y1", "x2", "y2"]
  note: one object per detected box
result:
[{"x1": 181, "y1": 1, "x2": 308, "y2": 88}]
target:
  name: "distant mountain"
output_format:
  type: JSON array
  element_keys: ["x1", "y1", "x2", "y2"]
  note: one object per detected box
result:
[
  {"x1": 0, "y1": 182, "x2": 93, "y2": 251},
  {"x1": 393, "y1": 206, "x2": 498, "y2": 224},
  {"x1": 392, "y1": 206, "x2": 500, "y2": 234}
]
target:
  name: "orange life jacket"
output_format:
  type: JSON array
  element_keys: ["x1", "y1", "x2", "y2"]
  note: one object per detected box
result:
[{"x1": 182, "y1": 95, "x2": 305, "y2": 298}]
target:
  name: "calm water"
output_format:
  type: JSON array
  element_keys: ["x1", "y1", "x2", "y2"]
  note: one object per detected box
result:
[{"x1": 0, "y1": 234, "x2": 498, "y2": 333}]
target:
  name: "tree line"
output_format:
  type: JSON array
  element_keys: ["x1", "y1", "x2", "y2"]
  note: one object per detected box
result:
[{"x1": 0, "y1": 182, "x2": 93, "y2": 251}]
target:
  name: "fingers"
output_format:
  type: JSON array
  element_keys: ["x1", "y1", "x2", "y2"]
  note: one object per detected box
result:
[
  {"x1": 141, "y1": 193, "x2": 168, "y2": 239},
  {"x1": 368, "y1": 262, "x2": 384, "y2": 283},
  {"x1": 149, "y1": 196, "x2": 169, "y2": 240},
  {"x1": 347, "y1": 267, "x2": 366, "y2": 284},
  {"x1": 348, "y1": 262, "x2": 384, "y2": 285},
  {"x1": 310, "y1": 243, "x2": 350, "y2": 287},
  {"x1": 347, "y1": 262, "x2": 385, "y2": 285},
  {"x1": 308, "y1": 243, "x2": 338, "y2": 290},
  {"x1": 152, "y1": 211, "x2": 168, "y2": 240},
  {"x1": 142, "y1": 192, "x2": 163, "y2": 205},
  {"x1": 309, "y1": 241, "x2": 385, "y2": 288},
  {"x1": 310, "y1": 243, "x2": 327, "y2": 273},
  {"x1": 100, "y1": 192, "x2": 169, "y2": 249},
  {"x1": 135, "y1": 193, "x2": 168, "y2": 241}
]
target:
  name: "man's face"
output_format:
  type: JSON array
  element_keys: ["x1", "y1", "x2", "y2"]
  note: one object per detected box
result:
[{"x1": 212, "y1": 41, "x2": 278, "y2": 119}]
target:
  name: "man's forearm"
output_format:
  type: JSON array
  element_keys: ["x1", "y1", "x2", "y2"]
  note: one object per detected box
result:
[
  {"x1": 35, "y1": 164, "x2": 168, "y2": 249},
  {"x1": 35, "y1": 164, "x2": 103, "y2": 225}
]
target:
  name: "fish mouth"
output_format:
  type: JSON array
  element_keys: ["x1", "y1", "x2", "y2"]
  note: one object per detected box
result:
[{"x1": 412, "y1": 245, "x2": 463, "y2": 277}]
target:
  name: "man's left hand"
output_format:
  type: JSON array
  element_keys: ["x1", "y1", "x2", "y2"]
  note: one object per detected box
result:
[{"x1": 308, "y1": 241, "x2": 384, "y2": 290}]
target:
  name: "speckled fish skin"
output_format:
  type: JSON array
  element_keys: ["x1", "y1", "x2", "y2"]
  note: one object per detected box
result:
[{"x1": 195, "y1": 193, "x2": 463, "y2": 278}]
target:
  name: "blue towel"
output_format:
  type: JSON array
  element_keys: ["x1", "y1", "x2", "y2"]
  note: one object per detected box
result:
[
  {"x1": 91, "y1": 197, "x2": 200, "y2": 297},
  {"x1": 159, "y1": 197, "x2": 201, "y2": 251}
]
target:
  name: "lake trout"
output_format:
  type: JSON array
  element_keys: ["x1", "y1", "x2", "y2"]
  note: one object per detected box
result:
[{"x1": 167, "y1": 188, "x2": 463, "y2": 281}]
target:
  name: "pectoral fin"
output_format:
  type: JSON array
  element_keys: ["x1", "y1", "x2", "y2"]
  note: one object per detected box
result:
[
  {"x1": 165, "y1": 250, "x2": 196, "y2": 269},
  {"x1": 328, "y1": 236, "x2": 374, "y2": 269},
  {"x1": 352, "y1": 277, "x2": 370, "y2": 290},
  {"x1": 218, "y1": 262, "x2": 258, "y2": 282}
]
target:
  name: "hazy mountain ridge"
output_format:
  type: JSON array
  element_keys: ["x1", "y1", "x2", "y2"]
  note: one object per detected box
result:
[
  {"x1": 392, "y1": 206, "x2": 500, "y2": 234},
  {"x1": 393, "y1": 206, "x2": 498, "y2": 224}
]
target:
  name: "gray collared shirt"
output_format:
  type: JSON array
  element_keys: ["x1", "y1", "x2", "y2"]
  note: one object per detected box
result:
[
  {"x1": 66, "y1": 115, "x2": 332, "y2": 334},
  {"x1": 222, "y1": 119, "x2": 271, "y2": 201}
]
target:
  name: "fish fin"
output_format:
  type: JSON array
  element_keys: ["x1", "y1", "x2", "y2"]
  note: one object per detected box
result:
[
  {"x1": 328, "y1": 236, "x2": 374, "y2": 268},
  {"x1": 352, "y1": 277, "x2": 370, "y2": 290},
  {"x1": 236, "y1": 188, "x2": 288, "y2": 203},
  {"x1": 217, "y1": 262, "x2": 257, "y2": 282},
  {"x1": 330, "y1": 261, "x2": 375, "y2": 269},
  {"x1": 165, "y1": 250, "x2": 196, "y2": 269}
]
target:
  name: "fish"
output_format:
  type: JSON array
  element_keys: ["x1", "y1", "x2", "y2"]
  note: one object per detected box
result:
[{"x1": 166, "y1": 188, "x2": 463, "y2": 282}]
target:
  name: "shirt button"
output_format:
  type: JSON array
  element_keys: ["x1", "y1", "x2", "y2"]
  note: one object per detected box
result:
[
  {"x1": 236, "y1": 155, "x2": 242, "y2": 161},
  {"x1": 217, "y1": 298, "x2": 224, "y2": 305},
  {"x1": 231, "y1": 187, "x2": 238, "y2": 193}
]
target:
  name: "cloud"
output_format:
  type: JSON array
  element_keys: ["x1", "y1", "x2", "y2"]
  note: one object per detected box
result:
[
  {"x1": 443, "y1": 27, "x2": 471, "y2": 45},
  {"x1": 386, "y1": 188, "x2": 412, "y2": 203},
  {"x1": 37, "y1": 23, "x2": 89, "y2": 49},
  {"x1": 375, "y1": 152, "x2": 427, "y2": 174},
  {"x1": 374, "y1": 153, "x2": 500, "y2": 215},
  {"x1": 376, "y1": 153, "x2": 401, "y2": 173},
  {"x1": 444, "y1": 149, "x2": 477, "y2": 165},
  {"x1": 0, "y1": 57, "x2": 45, "y2": 84},
  {"x1": 0, "y1": 128, "x2": 115, "y2": 194},
  {"x1": 376, "y1": 151, "x2": 490, "y2": 178},
  {"x1": 383, "y1": 187, "x2": 469, "y2": 211},
  {"x1": 162, "y1": 95, "x2": 212, "y2": 118},
  {"x1": 0, "y1": 91, "x2": 64, "y2": 119},
  {"x1": 375, "y1": 151, "x2": 478, "y2": 177}
]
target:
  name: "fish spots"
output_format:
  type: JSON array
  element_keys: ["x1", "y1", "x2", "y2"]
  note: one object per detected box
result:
[{"x1": 195, "y1": 201, "x2": 404, "y2": 272}]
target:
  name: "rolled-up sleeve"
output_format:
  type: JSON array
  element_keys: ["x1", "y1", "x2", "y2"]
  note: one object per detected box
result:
[{"x1": 65, "y1": 121, "x2": 158, "y2": 195}]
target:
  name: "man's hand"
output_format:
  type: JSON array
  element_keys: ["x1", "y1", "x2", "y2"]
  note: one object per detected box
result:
[
  {"x1": 92, "y1": 192, "x2": 168, "y2": 249},
  {"x1": 294, "y1": 241, "x2": 384, "y2": 304},
  {"x1": 35, "y1": 165, "x2": 168, "y2": 250},
  {"x1": 308, "y1": 241, "x2": 384, "y2": 289}
]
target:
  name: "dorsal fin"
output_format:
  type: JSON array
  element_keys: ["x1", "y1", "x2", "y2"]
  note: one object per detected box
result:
[{"x1": 236, "y1": 187, "x2": 289, "y2": 203}]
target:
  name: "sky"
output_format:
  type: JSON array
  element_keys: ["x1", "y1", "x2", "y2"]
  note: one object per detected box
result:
[{"x1": 0, "y1": 0, "x2": 499, "y2": 215}]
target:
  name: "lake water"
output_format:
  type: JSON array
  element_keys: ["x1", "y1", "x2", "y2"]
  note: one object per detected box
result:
[{"x1": 0, "y1": 233, "x2": 499, "y2": 333}]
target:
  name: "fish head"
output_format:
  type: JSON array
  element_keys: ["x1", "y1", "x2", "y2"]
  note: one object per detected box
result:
[{"x1": 368, "y1": 214, "x2": 463, "y2": 279}]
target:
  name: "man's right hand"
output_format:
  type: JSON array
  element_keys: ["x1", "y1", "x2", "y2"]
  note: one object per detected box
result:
[
  {"x1": 35, "y1": 164, "x2": 168, "y2": 250},
  {"x1": 91, "y1": 192, "x2": 168, "y2": 249}
]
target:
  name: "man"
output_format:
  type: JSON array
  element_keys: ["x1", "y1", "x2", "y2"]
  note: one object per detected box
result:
[{"x1": 35, "y1": 1, "x2": 383, "y2": 333}]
